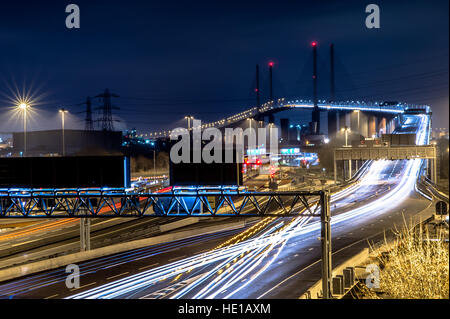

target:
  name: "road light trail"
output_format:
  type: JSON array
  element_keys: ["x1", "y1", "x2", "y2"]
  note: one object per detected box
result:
[
  {"x1": 168, "y1": 114, "x2": 429, "y2": 299},
  {"x1": 66, "y1": 114, "x2": 429, "y2": 299},
  {"x1": 0, "y1": 226, "x2": 247, "y2": 298}
]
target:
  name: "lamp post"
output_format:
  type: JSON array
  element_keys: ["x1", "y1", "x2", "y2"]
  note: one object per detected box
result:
[
  {"x1": 59, "y1": 108, "x2": 68, "y2": 156},
  {"x1": 18, "y1": 103, "x2": 30, "y2": 156},
  {"x1": 341, "y1": 126, "x2": 352, "y2": 180},
  {"x1": 152, "y1": 142, "x2": 157, "y2": 180},
  {"x1": 341, "y1": 126, "x2": 351, "y2": 147},
  {"x1": 154, "y1": 149, "x2": 156, "y2": 179}
]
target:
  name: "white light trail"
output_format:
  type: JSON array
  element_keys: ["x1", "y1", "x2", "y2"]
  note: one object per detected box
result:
[{"x1": 67, "y1": 114, "x2": 430, "y2": 299}]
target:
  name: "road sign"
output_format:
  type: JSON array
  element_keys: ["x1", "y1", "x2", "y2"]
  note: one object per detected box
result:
[{"x1": 435, "y1": 201, "x2": 448, "y2": 215}]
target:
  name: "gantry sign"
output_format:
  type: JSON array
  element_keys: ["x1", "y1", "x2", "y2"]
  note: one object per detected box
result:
[
  {"x1": 0, "y1": 187, "x2": 327, "y2": 218},
  {"x1": 0, "y1": 187, "x2": 333, "y2": 298},
  {"x1": 334, "y1": 145, "x2": 437, "y2": 182},
  {"x1": 334, "y1": 145, "x2": 436, "y2": 161}
]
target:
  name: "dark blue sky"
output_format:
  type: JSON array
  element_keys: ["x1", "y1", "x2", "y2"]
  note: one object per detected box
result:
[{"x1": 0, "y1": 0, "x2": 448, "y2": 133}]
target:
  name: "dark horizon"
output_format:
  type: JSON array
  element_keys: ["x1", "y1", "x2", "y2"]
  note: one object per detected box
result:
[{"x1": 0, "y1": 0, "x2": 448, "y2": 133}]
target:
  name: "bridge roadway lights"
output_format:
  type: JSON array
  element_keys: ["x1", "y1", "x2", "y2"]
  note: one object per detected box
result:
[{"x1": 148, "y1": 101, "x2": 412, "y2": 139}]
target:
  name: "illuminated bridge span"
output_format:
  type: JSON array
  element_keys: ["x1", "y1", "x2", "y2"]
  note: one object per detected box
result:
[{"x1": 140, "y1": 99, "x2": 430, "y2": 139}]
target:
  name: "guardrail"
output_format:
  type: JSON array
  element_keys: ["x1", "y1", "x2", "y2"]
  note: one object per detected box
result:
[{"x1": 423, "y1": 178, "x2": 449, "y2": 202}]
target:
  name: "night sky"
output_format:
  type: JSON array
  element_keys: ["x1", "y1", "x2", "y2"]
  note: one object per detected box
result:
[{"x1": 0, "y1": 0, "x2": 448, "y2": 134}]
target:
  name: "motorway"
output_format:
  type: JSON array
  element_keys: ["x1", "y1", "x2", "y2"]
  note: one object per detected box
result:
[
  {"x1": 0, "y1": 217, "x2": 186, "y2": 268},
  {"x1": 0, "y1": 183, "x2": 178, "y2": 269},
  {"x1": 0, "y1": 114, "x2": 432, "y2": 299}
]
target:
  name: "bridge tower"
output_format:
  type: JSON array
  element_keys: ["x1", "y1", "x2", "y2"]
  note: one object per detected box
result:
[
  {"x1": 255, "y1": 64, "x2": 260, "y2": 110},
  {"x1": 328, "y1": 43, "x2": 338, "y2": 137},
  {"x1": 311, "y1": 41, "x2": 321, "y2": 134},
  {"x1": 269, "y1": 61, "x2": 274, "y2": 102}
]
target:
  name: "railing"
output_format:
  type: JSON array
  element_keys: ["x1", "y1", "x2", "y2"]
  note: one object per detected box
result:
[{"x1": 422, "y1": 177, "x2": 449, "y2": 202}]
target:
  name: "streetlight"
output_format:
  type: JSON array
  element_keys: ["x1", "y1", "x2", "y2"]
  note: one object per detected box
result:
[
  {"x1": 184, "y1": 115, "x2": 194, "y2": 130},
  {"x1": 341, "y1": 126, "x2": 351, "y2": 147},
  {"x1": 18, "y1": 102, "x2": 30, "y2": 156},
  {"x1": 59, "y1": 108, "x2": 68, "y2": 156},
  {"x1": 150, "y1": 142, "x2": 157, "y2": 180}
]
